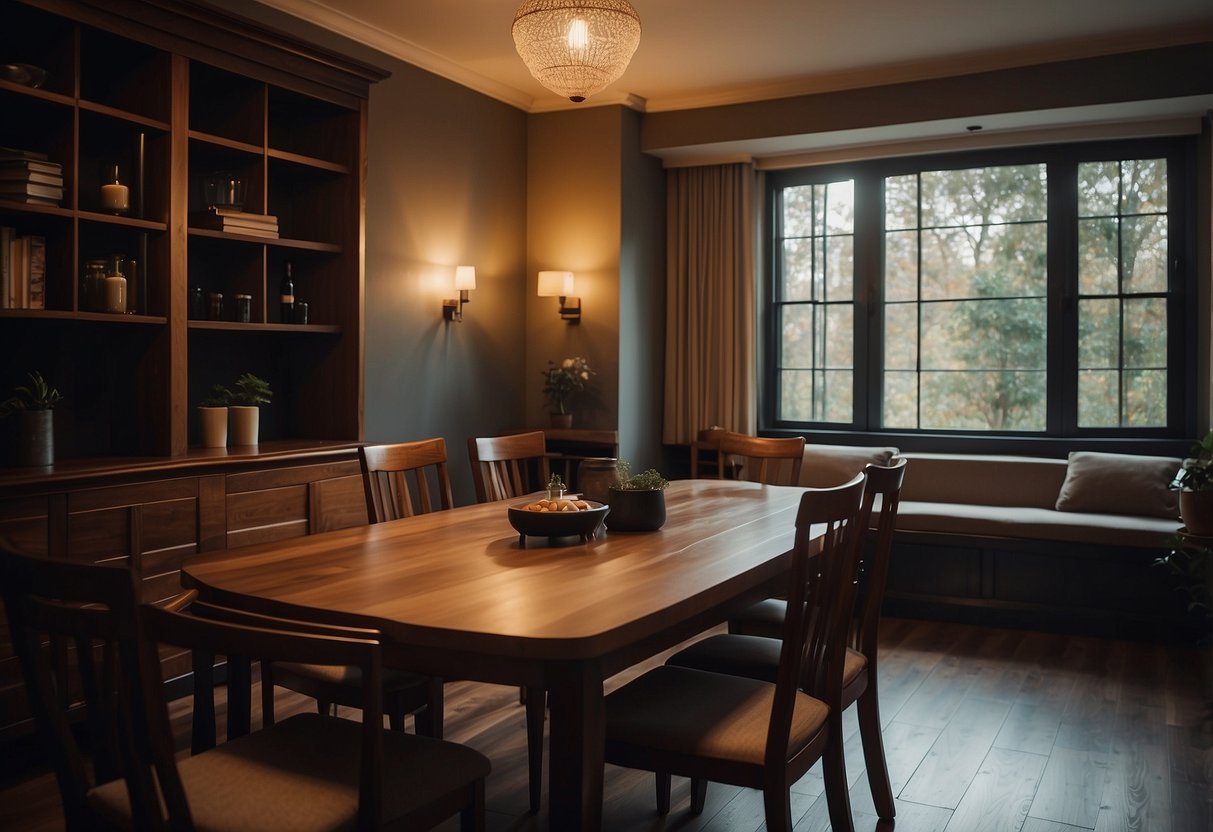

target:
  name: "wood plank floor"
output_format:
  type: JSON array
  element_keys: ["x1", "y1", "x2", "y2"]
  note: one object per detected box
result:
[{"x1": 0, "y1": 617, "x2": 1209, "y2": 831}]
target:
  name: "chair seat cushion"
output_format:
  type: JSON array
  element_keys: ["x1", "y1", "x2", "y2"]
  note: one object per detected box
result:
[
  {"x1": 274, "y1": 661, "x2": 430, "y2": 691},
  {"x1": 88, "y1": 713, "x2": 488, "y2": 831},
  {"x1": 668, "y1": 633, "x2": 867, "y2": 689},
  {"x1": 732, "y1": 598, "x2": 791, "y2": 639},
  {"x1": 604, "y1": 665, "x2": 828, "y2": 771}
]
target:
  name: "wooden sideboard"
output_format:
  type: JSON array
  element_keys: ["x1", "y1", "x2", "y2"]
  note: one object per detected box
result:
[{"x1": 0, "y1": 441, "x2": 368, "y2": 738}]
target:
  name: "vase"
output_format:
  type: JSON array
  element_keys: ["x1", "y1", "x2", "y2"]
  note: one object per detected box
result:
[
  {"x1": 1180, "y1": 490, "x2": 1213, "y2": 537},
  {"x1": 604, "y1": 487, "x2": 666, "y2": 532},
  {"x1": 198, "y1": 406, "x2": 228, "y2": 448},
  {"x1": 550, "y1": 412, "x2": 573, "y2": 429},
  {"x1": 230, "y1": 405, "x2": 259, "y2": 446},
  {"x1": 12, "y1": 410, "x2": 53, "y2": 467},
  {"x1": 577, "y1": 458, "x2": 620, "y2": 504}
]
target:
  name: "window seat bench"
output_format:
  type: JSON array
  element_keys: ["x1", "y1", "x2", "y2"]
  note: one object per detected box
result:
[{"x1": 797, "y1": 446, "x2": 1196, "y2": 642}]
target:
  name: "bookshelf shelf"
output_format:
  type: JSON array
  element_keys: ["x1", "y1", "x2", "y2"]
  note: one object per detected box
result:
[{"x1": 1, "y1": 0, "x2": 386, "y2": 460}]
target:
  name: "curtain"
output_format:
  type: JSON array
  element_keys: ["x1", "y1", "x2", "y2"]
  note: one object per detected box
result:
[{"x1": 663, "y1": 162, "x2": 758, "y2": 445}]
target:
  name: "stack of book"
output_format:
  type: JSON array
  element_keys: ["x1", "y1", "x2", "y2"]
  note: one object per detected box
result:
[
  {"x1": 1, "y1": 227, "x2": 47, "y2": 309},
  {"x1": 0, "y1": 147, "x2": 64, "y2": 207},
  {"x1": 190, "y1": 207, "x2": 279, "y2": 238}
]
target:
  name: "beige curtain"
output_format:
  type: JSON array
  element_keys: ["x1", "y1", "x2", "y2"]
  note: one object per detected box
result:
[{"x1": 663, "y1": 162, "x2": 758, "y2": 445}]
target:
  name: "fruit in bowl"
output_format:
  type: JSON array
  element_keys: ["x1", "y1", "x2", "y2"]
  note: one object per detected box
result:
[{"x1": 507, "y1": 498, "x2": 609, "y2": 544}]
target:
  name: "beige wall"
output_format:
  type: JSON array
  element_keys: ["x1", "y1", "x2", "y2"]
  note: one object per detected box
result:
[{"x1": 525, "y1": 107, "x2": 624, "y2": 432}]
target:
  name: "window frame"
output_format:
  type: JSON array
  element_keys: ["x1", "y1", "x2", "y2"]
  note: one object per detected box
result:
[{"x1": 762, "y1": 136, "x2": 1199, "y2": 454}]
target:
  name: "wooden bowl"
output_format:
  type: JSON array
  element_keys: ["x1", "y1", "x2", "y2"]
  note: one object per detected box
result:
[{"x1": 507, "y1": 500, "x2": 609, "y2": 544}]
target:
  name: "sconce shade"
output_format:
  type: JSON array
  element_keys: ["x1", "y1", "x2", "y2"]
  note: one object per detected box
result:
[
  {"x1": 512, "y1": 0, "x2": 642, "y2": 102},
  {"x1": 537, "y1": 270, "x2": 574, "y2": 297},
  {"x1": 455, "y1": 265, "x2": 476, "y2": 290}
]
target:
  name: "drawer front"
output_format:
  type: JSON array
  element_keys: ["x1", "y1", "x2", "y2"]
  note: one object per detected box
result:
[
  {"x1": 227, "y1": 483, "x2": 309, "y2": 548},
  {"x1": 312, "y1": 473, "x2": 368, "y2": 533}
]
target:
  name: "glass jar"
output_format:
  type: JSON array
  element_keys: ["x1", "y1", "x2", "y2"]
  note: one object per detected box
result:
[
  {"x1": 207, "y1": 292, "x2": 224, "y2": 321},
  {"x1": 234, "y1": 293, "x2": 252, "y2": 323},
  {"x1": 82, "y1": 259, "x2": 107, "y2": 312}
]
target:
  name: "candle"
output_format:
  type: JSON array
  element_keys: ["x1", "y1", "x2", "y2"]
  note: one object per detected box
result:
[
  {"x1": 105, "y1": 274, "x2": 127, "y2": 313},
  {"x1": 100, "y1": 182, "x2": 129, "y2": 213},
  {"x1": 100, "y1": 163, "x2": 129, "y2": 214}
]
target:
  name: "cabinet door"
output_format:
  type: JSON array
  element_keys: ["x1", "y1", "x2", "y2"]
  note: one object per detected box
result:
[
  {"x1": 225, "y1": 459, "x2": 363, "y2": 548},
  {"x1": 0, "y1": 496, "x2": 51, "y2": 737}
]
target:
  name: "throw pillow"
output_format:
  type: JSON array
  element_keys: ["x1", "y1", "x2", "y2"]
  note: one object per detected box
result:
[{"x1": 1054, "y1": 451, "x2": 1181, "y2": 519}]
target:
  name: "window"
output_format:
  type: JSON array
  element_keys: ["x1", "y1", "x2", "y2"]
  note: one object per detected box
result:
[{"x1": 766, "y1": 138, "x2": 1194, "y2": 441}]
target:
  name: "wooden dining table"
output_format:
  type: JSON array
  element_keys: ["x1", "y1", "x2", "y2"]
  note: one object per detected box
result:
[{"x1": 182, "y1": 478, "x2": 810, "y2": 830}]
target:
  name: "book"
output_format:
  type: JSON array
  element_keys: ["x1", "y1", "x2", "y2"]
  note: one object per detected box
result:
[
  {"x1": 0, "y1": 146, "x2": 49, "y2": 162},
  {"x1": 0, "y1": 169, "x2": 63, "y2": 186},
  {"x1": 9, "y1": 235, "x2": 28, "y2": 308},
  {"x1": 207, "y1": 206, "x2": 278, "y2": 222},
  {"x1": 27, "y1": 235, "x2": 45, "y2": 310},
  {"x1": 0, "y1": 181, "x2": 63, "y2": 200},
  {"x1": 3, "y1": 195, "x2": 61, "y2": 207},
  {"x1": 220, "y1": 225, "x2": 280, "y2": 239},
  {"x1": 0, "y1": 226, "x2": 11, "y2": 309},
  {"x1": 189, "y1": 210, "x2": 279, "y2": 236},
  {"x1": 0, "y1": 159, "x2": 62, "y2": 176}
]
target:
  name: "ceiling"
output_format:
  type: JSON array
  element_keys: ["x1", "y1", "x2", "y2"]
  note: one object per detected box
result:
[{"x1": 254, "y1": 0, "x2": 1213, "y2": 114}]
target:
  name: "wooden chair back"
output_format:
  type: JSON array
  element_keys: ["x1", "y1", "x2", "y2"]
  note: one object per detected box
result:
[
  {"x1": 467, "y1": 431, "x2": 550, "y2": 502},
  {"x1": 772, "y1": 473, "x2": 866, "y2": 770},
  {"x1": 853, "y1": 458, "x2": 908, "y2": 657},
  {"x1": 359, "y1": 438, "x2": 454, "y2": 521},
  {"x1": 689, "y1": 426, "x2": 728, "y2": 478},
  {"x1": 717, "y1": 432, "x2": 806, "y2": 485},
  {"x1": 0, "y1": 545, "x2": 149, "y2": 830}
]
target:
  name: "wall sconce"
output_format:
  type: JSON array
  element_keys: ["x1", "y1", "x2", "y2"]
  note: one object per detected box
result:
[
  {"x1": 537, "y1": 270, "x2": 581, "y2": 323},
  {"x1": 442, "y1": 265, "x2": 476, "y2": 322}
]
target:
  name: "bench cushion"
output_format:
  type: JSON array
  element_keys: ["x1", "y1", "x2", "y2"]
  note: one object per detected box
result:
[
  {"x1": 896, "y1": 500, "x2": 1179, "y2": 548},
  {"x1": 1054, "y1": 451, "x2": 1181, "y2": 520}
]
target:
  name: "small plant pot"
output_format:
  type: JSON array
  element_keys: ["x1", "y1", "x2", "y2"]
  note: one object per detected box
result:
[
  {"x1": 198, "y1": 406, "x2": 228, "y2": 448},
  {"x1": 1180, "y1": 490, "x2": 1213, "y2": 537},
  {"x1": 605, "y1": 487, "x2": 666, "y2": 532},
  {"x1": 230, "y1": 406, "x2": 259, "y2": 446},
  {"x1": 550, "y1": 412, "x2": 573, "y2": 429},
  {"x1": 12, "y1": 409, "x2": 53, "y2": 467}
]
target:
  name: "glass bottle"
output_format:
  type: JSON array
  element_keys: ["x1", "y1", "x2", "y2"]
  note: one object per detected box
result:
[
  {"x1": 99, "y1": 163, "x2": 129, "y2": 215},
  {"x1": 104, "y1": 255, "x2": 127, "y2": 314},
  {"x1": 279, "y1": 261, "x2": 294, "y2": 322}
]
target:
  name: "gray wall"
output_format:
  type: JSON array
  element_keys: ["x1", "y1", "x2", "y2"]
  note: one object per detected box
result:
[{"x1": 213, "y1": 1, "x2": 530, "y2": 504}]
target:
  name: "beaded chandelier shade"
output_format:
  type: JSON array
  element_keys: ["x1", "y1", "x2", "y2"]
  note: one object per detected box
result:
[{"x1": 512, "y1": 0, "x2": 642, "y2": 102}]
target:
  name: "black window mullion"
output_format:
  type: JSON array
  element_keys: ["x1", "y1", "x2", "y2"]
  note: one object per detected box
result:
[{"x1": 1049, "y1": 159, "x2": 1077, "y2": 435}]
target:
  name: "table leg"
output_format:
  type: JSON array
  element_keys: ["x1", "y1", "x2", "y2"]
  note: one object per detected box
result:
[{"x1": 546, "y1": 659, "x2": 604, "y2": 831}]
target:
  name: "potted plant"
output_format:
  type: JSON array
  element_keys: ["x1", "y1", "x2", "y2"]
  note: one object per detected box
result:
[
  {"x1": 198, "y1": 384, "x2": 231, "y2": 448},
  {"x1": 605, "y1": 461, "x2": 669, "y2": 532},
  {"x1": 0, "y1": 371, "x2": 62, "y2": 467},
  {"x1": 229, "y1": 373, "x2": 272, "y2": 446},
  {"x1": 541, "y1": 356, "x2": 592, "y2": 429},
  {"x1": 1171, "y1": 429, "x2": 1213, "y2": 536}
]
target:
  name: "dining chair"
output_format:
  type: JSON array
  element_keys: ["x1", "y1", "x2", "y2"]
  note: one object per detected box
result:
[
  {"x1": 263, "y1": 439, "x2": 452, "y2": 737},
  {"x1": 467, "y1": 430, "x2": 551, "y2": 502},
  {"x1": 688, "y1": 426, "x2": 727, "y2": 478},
  {"x1": 667, "y1": 459, "x2": 908, "y2": 819},
  {"x1": 467, "y1": 429, "x2": 550, "y2": 812},
  {"x1": 0, "y1": 545, "x2": 151, "y2": 830},
  {"x1": 120, "y1": 596, "x2": 489, "y2": 830},
  {"x1": 714, "y1": 431, "x2": 806, "y2": 485},
  {"x1": 603, "y1": 473, "x2": 868, "y2": 832}
]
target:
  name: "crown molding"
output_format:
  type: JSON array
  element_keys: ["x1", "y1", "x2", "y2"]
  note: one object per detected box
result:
[{"x1": 252, "y1": 0, "x2": 538, "y2": 111}]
